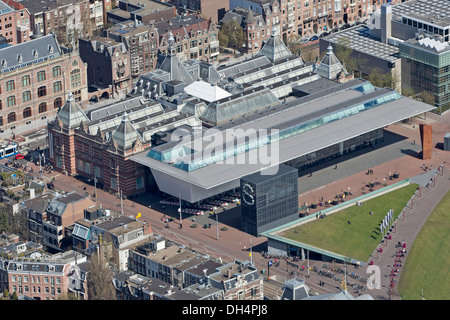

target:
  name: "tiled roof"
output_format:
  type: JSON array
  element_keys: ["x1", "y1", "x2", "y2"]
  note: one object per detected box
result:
[{"x1": 0, "y1": 34, "x2": 61, "y2": 74}]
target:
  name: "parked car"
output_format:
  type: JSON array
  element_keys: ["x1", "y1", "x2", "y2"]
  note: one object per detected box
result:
[
  {"x1": 309, "y1": 35, "x2": 319, "y2": 42},
  {"x1": 15, "y1": 154, "x2": 24, "y2": 160},
  {"x1": 300, "y1": 38, "x2": 310, "y2": 44},
  {"x1": 320, "y1": 32, "x2": 329, "y2": 38}
]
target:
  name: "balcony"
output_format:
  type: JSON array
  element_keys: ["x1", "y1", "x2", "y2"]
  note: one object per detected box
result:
[{"x1": 209, "y1": 40, "x2": 219, "y2": 48}]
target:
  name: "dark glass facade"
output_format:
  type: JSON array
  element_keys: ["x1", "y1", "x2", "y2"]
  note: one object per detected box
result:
[{"x1": 241, "y1": 164, "x2": 298, "y2": 236}]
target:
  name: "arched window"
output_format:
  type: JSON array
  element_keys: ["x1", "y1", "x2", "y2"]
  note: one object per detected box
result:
[
  {"x1": 7, "y1": 112, "x2": 16, "y2": 123},
  {"x1": 23, "y1": 107, "x2": 32, "y2": 118},
  {"x1": 22, "y1": 91, "x2": 31, "y2": 102},
  {"x1": 70, "y1": 68, "x2": 81, "y2": 88},
  {"x1": 38, "y1": 102, "x2": 47, "y2": 113},
  {"x1": 21, "y1": 75, "x2": 31, "y2": 87},
  {"x1": 52, "y1": 66, "x2": 61, "y2": 77},
  {"x1": 37, "y1": 70, "x2": 46, "y2": 82},
  {"x1": 54, "y1": 97, "x2": 63, "y2": 109},
  {"x1": 53, "y1": 81, "x2": 62, "y2": 93},
  {"x1": 37, "y1": 86, "x2": 47, "y2": 97},
  {"x1": 6, "y1": 95, "x2": 15, "y2": 107}
]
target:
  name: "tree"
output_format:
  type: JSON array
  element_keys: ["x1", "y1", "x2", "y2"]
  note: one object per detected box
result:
[
  {"x1": 401, "y1": 85, "x2": 416, "y2": 98},
  {"x1": 12, "y1": 291, "x2": 18, "y2": 300},
  {"x1": 3, "y1": 288, "x2": 9, "y2": 299},
  {"x1": 286, "y1": 34, "x2": 303, "y2": 56},
  {"x1": 418, "y1": 91, "x2": 436, "y2": 106},
  {"x1": 334, "y1": 37, "x2": 355, "y2": 73},
  {"x1": 0, "y1": 204, "x2": 9, "y2": 233},
  {"x1": 219, "y1": 20, "x2": 245, "y2": 52},
  {"x1": 86, "y1": 250, "x2": 117, "y2": 300}
]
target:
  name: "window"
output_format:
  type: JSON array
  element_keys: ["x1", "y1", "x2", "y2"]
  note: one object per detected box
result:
[
  {"x1": 7, "y1": 112, "x2": 16, "y2": 123},
  {"x1": 37, "y1": 70, "x2": 46, "y2": 82},
  {"x1": 22, "y1": 90, "x2": 31, "y2": 102},
  {"x1": 23, "y1": 107, "x2": 32, "y2": 118},
  {"x1": 52, "y1": 66, "x2": 61, "y2": 77},
  {"x1": 6, "y1": 80, "x2": 14, "y2": 92},
  {"x1": 38, "y1": 102, "x2": 47, "y2": 113},
  {"x1": 54, "y1": 97, "x2": 63, "y2": 109},
  {"x1": 53, "y1": 81, "x2": 62, "y2": 93},
  {"x1": 136, "y1": 176, "x2": 143, "y2": 189},
  {"x1": 110, "y1": 176, "x2": 117, "y2": 190},
  {"x1": 70, "y1": 69, "x2": 81, "y2": 88},
  {"x1": 21, "y1": 75, "x2": 30, "y2": 87},
  {"x1": 37, "y1": 86, "x2": 47, "y2": 97},
  {"x1": 6, "y1": 95, "x2": 15, "y2": 107}
]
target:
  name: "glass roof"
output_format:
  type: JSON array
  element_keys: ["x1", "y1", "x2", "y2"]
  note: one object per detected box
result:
[{"x1": 147, "y1": 85, "x2": 401, "y2": 172}]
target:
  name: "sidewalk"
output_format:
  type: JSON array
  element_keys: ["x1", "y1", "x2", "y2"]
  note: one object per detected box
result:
[{"x1": 368, "y1": 167, "x2": 450, "y2": 300}]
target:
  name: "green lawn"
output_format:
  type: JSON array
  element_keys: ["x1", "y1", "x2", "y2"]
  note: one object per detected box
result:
[
  {"x1": 280, "y1": 183, "x2": 419, "y2": 261},
  {"x1": 398, "y1": 191, "x2": 450, "y2": 300}
]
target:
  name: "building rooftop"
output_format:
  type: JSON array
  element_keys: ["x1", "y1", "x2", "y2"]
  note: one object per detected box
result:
[
  {"x1": 323, "y1": 25, "x2": 399, "y2": 62},
  {"x1": 131, "y1": 78, "x2": 434, "y2": 203},
  {"x1": 0, "y1": 1, "x2": 13, "y2": 15},
  {"x1": 391, "y1": 0, "x2": 450, "y2": 29},
  {"x1": 17, "y1": 0, "x2": 82, "y2": 14},
  {"x1": 123, "y1": 0, "x2": 173, "y2": 16},
  {"x1": 0, "y1": 34, "x2": 61, "y2": 75}
]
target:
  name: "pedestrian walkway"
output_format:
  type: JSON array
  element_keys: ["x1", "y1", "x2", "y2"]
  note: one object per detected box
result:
[{"x1": 368, "y1": 167, "x2": 450, "y2": 300}]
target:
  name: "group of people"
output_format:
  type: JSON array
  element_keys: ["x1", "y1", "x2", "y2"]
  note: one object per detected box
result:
[{"x1": 390, "y1": 241, "x2": 407, "y2": 288}]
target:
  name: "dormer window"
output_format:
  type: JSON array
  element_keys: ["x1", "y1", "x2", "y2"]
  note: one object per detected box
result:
[
  {"x1": 48, "y1": 45, "x2": 53, "y2": 53},
  {"x1": 17, "y1": 55, "x2": 23, "y2": 63},
  {"x1": 1, "y1": 59, "x2": 6, "y2": 67},
  {"x1": 33, "y1": 49, "x2": 38, "y2": 58}
]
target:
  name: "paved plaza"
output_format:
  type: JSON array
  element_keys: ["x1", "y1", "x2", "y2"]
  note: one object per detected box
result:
[{"x1": 6, "y1": 109, "x2": 450, "y2": 299}]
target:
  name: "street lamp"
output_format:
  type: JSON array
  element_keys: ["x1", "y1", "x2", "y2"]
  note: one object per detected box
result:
[
  {"x1": 178, "y1": 193, "x2": 182, "y2": 229},
  {"x1": 94, "y1": 177, "x2": 97, "y2": 202}
]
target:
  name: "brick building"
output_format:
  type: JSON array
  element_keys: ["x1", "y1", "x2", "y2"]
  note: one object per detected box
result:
[
  {"x1": 43, "y1": 191, "x2": 96, "y2": 252},
  {"x1": 0, "y1": 33, "x2": 88, "y2": 134},
  {"x1": 78, "y1": 36, "x2": 132, "y2": 99},
  {"x1": 0, "y1": 0, "x2": 32, "y2": 45},
  {"x1": 221, "y1": 6, "x2": 279, "y2": 54},
  {"x1": 229, "y1": 0, "x2": 403, "y2": 42},
  {"x1": 105, "y1": 20, "x2": 160, "y2": 83},
  {"x1": 173, "y1": 0, "x2": 229, "y2": 23},
  {"x1": 156, "y1": 13, "x2": 220, "y2": 63},
  {"x1": 17, "y1": 0, "x2": 106, "y2": 49},
  {"x1": 47, "y1": 93, "x2": 163, "y2": 196},
  {"x1": 5, "y1": 250, "x2": 88, "y2": 300}
]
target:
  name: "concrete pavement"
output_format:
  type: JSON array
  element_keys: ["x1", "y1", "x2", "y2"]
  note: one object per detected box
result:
[{"x1": 3, "y1": 109, "x2": 449, "y2": 299}]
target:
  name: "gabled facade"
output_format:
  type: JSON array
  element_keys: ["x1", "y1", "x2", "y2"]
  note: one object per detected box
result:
[
  {"x1": 156, "y1": 14, "x2": 220, "y2": 63},
  {"x1": 42, "y1": 192, "x2": 96, "y2": 252}
]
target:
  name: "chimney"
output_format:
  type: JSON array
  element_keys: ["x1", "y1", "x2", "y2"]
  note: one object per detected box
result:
[
  {"x1": 203, "y1": 268, "x2": 211, "y2": 286},
  {"x1": 28, "y1": 188, "x2": 35, "y2": 199},
  {"x1": 381, "y1": 4, "x2": 392, "y2": 44}
]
